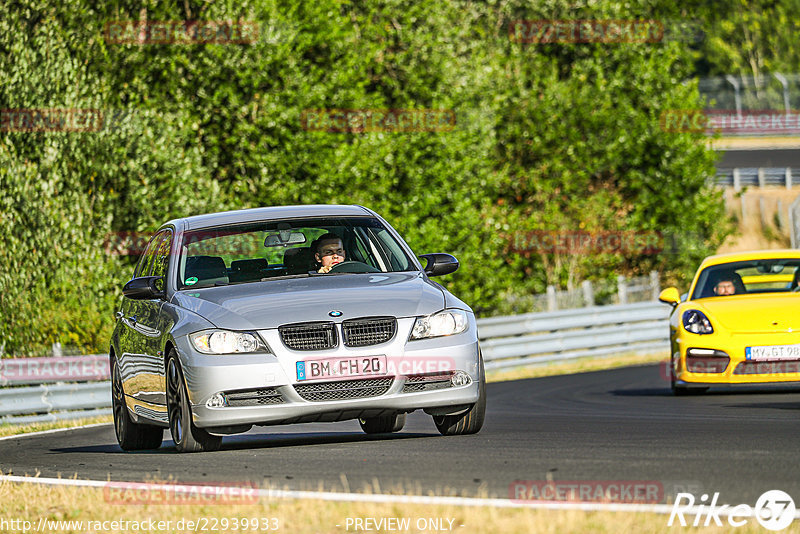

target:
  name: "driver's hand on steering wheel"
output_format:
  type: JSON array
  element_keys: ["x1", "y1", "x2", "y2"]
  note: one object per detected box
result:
[{"x1": 318, "y1": 260, "x2": 343, "y2": 274}]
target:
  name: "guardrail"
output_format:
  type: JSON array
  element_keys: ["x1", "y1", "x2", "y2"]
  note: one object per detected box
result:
[
  {"x1": 0, "y1": 301, "x2": 671, "y2": 424},
  {"x1": 479, "y1": 301, "x2": 669, "y2": 370},
  {"x1": 715, "y1": 167, "x2": 796, "y2": 189}
]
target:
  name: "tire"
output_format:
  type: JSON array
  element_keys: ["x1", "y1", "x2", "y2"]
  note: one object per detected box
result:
[
  {"x1": 670, "y1": 359, "x2": 708, "y2": 396},
  {"x1": 112, "y1": 357, "x2": 163, "y2": 451},
  {"x1": 672, "y1": 383, "x2": 709, "y2": 396},
  {"x1": 166, "y1": 351, "x2": 222, "y2": 453},
  {"x1": 359, "y1": 413, "x2": 406, "y2": 434},
  {"x1": 433, "y1": 356, "x2": 486, "y2": 436}
]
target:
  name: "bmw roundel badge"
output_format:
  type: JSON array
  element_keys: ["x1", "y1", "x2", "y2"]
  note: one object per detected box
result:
[{"x1": 329, "y1": 310, "x2": 343, "y2": 317}]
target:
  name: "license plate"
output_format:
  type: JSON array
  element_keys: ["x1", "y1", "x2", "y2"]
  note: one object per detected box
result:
[
  {"x1": 296, "y1": 355, "x2": 387, "y2": 381},
  {"x1": 745, "y1": 344, "x2": 800, "y2": 361}
]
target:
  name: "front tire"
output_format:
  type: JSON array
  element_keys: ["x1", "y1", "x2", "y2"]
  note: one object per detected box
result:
[
  {"x1": 671, "y1": 359, "x2": 708, "y2": 396},
  {"x1": 433, "y1": 356, "x2": 486, "y2": 436},
  {"x1": 672, "y1": 383, "x2": 709, "y2": 396},
  {"x1": 166, "y1": 351, "x2": 222, "y2": 453},
  {"x1": 112, "y1": 356, "x2": 163, "y2": 451},
  {"x1": 359, "y1": 413, "x2": 406, "y2": 434}
]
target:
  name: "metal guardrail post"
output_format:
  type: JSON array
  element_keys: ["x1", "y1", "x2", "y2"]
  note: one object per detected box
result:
[
  {"x1": 546, "y1": 285, "x2": 557, "y2": 311},
  {"x1": 774, "y1": 72, "x2": 791, "y2": 114},
  {"x1": 733, "y1": 168, "x2": 741, "y2": 192},
  {"x1": 617, "y1": 275, "x2": 627, "y2": 304},
  {"x1": 650, "y1": 271, "x2": 660, "y2": 300},
  {"x1": 724, "y1": 74, "x2": 742, "y2": 116},
  {"x1": 787, "y1": 167, "x2": 793, "y2": 189},
  {"x1": 791, "y1": 194, "x2": 800, "y2": 248},
  {"x1": 581, "y1": 280, "x2": 594, "y2": 307}
]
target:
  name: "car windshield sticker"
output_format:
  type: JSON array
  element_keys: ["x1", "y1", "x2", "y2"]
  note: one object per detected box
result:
[{"x1": 185, "y1": 277, "x2": 198, "y2": 285}]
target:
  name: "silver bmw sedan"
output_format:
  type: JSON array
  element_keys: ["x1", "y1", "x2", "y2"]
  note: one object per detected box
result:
[{"x1": 110, "y1": 205, "x2": 485, "y2": 452}]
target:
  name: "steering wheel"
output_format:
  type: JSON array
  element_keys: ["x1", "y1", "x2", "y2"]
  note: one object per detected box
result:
[{"x1": 328, "y1": 261, "x2": 381, "y2": 274}]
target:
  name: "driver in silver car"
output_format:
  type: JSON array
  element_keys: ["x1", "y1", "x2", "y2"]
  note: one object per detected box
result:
[{"x1": 314, "y1": 233, "x2": 346, "y2": 273}]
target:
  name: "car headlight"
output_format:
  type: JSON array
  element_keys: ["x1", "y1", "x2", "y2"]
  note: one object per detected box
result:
[
  {"x1": 682, "y1": 310, "x2": 713, "y2": 335},
  {"x1": 410, "y1": 309, "x2": 469, "y2": 340},
  {"x1": 190, "y1": 330, "x2": 270, "y2": 354}
]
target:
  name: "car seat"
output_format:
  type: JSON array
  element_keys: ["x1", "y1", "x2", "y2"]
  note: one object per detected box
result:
[
  {"x1": 283, "y1": 247, "x2": 316, "y2": 275},
  {"x1": 184, "y1": 256, "x2": 228, "y2": 286},
  {"x1": 229, "y1": 258, "x2": 268, "y2": 283}
]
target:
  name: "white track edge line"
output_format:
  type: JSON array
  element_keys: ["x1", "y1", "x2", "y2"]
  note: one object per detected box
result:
[
  {"x1": 0, "y1": 423, "x2": 111, "y2": 441},
  {"x1": 4, "y1": 474, "x2": 795, "y2": 518}
]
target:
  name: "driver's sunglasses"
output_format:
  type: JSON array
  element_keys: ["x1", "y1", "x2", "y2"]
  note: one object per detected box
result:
[{"x1": 319, "y1": 248, "x2": 345, "y2": 257}]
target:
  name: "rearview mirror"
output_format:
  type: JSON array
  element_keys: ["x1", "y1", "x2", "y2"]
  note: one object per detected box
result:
[
  {"x1": 264, "y1": 231, "x2": 307, "y2": 247},
  {"x1": 123, "y1": 276, "x2": 166, "y2": 300},
  {"x1": 419, "y1": 253, "x2": 459, "y2": 277}
]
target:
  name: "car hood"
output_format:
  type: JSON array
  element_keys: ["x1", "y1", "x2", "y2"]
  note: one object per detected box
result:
[
  {"x1": 693, "y1": 293, "x2": 800, "y2": 332},
  {"x1": 171, "y1": 272, "x2": 446, "y2": 330}
]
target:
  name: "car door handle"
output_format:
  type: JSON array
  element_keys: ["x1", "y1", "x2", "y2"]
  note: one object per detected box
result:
[
  {"x1": 115, "y1": 311, "x2": 123, "y2": 320},
  {"x1": 127, "y1": 315, "x2": 138, "y2": 324}
]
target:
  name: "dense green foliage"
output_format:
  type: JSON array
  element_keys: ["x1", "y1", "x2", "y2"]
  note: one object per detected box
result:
[{"x1": 1, "y1": 0, "x2": 752, "y2": 356}]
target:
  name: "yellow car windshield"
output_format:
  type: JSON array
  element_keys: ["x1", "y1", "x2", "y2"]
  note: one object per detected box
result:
[{"x1": 692, "y1": 259, "x2": 800, "y2": 299}]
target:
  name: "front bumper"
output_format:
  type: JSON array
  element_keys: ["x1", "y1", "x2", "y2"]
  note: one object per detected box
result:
[
  {"x1": 173, "y1": 317, "x2": 482, "y2": 429},
  {"x1": 674, "y1": 329, "x2": 800, "y2": 385}
]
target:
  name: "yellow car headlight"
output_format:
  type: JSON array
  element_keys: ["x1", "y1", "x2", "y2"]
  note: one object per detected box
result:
[{"x1": 682, "y1": 310, "x2": 713, "y2": 335}]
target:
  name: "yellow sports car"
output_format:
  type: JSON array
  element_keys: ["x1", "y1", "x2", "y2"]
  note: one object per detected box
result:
[{"x1": 659, "y1": 249, "x2": 800, "y2": 395}]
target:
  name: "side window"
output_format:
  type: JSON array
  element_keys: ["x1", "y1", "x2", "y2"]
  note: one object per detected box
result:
[
  {"x1": 151, "y1": 230, "x2": 172, "y2": 279},
  {"x1": 133, "y1": 231, "x2": 165, "y2": 278}
]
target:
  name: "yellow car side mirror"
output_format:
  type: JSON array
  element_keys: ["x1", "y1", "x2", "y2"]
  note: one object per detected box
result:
[{"x1": 658, "y1": 287, "x2": 681, "y2": 307}]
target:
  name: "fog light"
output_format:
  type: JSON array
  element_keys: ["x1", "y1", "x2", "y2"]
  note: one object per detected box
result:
[
  {"x1": 450, "y1": 371, "x2": 471, "y2": 387},
  {"x1": 206, "y1": 393, "x2": 227, "y2": 408}
]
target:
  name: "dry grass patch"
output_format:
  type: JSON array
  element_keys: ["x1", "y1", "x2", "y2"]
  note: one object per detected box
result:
[
  {"x1": 0, "y1": 414, "x2": 112, "y2": 438},
  {"x1": 0, "y1": 479, "x2": 791, "y2": 534}
]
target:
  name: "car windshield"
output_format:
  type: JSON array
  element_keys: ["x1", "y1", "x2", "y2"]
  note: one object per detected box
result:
[
  {"x1": 691, "y1": 259, "x2": 800, "y2": 299},
  {"x1": 176, "y1": 216, "x2": 416, "y2": 289}
]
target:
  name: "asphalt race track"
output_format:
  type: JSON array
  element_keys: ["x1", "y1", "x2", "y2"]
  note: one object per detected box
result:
[{"x1": 3, "y1": 364, "x2": 800, "y2": 505}]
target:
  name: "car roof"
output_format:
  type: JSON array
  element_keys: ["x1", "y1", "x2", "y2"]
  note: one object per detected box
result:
[
  {"x1": 163, "y1": 205, "x2": 374, "y2": 231},
  {"x1": 697, "y1": 249, "x2": 800, "y2": 269}
]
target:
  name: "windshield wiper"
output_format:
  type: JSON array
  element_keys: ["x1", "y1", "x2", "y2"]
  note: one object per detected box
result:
[{"x1": 260, "y1": 274, "x2": 310, "y2": 281}]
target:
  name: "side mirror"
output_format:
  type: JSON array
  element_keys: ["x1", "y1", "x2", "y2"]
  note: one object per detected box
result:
[
  {"x1": 658, "y1": 287, "x2": 681, "y2": 307},
  {"x1": 419, "y1": 253, "x2": 459, "y2": 277},
  {"x1": 123, "y1": 276, "x2": 166, "y2": 300}
]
